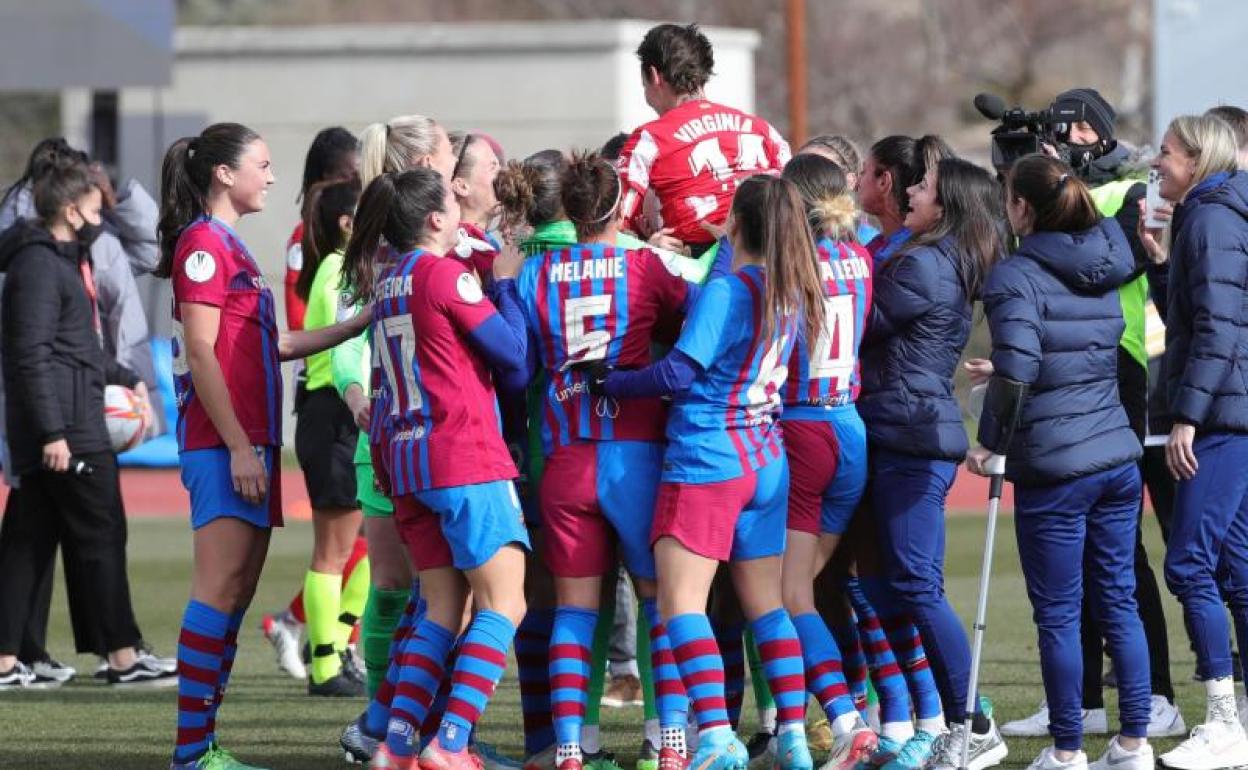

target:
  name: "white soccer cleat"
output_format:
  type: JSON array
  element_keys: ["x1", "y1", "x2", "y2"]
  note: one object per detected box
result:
[
  {"x1": 1001, "y1": 702, "x2": 1108, "y2": 738},
  {"x1": 1160, "y1": 720, "x2": 1248, "y2": 770},
  {"x1": 261, "y1": 611, "x2": 307, "y2": 680},
  {"x1": 930, "y1": 721, "x2": 1008, "y2": 770},
  {"x1": 1089, "y1": 736, "x2": 1152, "y2": 770}
]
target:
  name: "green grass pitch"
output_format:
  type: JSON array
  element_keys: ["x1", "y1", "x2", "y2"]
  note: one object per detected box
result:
[{"x1": 1, "y1": 514, "x2": 1205, "y2": 769}]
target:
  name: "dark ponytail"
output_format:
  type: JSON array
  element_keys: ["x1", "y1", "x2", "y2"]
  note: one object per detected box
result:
[
  {"x1": 731, "y1": 175, "x2": 827, "y2": 348},
  {"x1": 296, "y1": 178, "x2": 361, "y2": 301},
  {"x1": 561, "y1": 150, "x2": 622, "y2": 241},
  {"x1": 495, "y1": 149, "x2": 568, "y2": 231},
  {"x1": 869, "y1": 134, "x2": 952, "y2": 217},
  {"x1": 1006, "y1": 154, "x2": 1100, "y2": 234},
  {"x1": 342, "y1": 168, "x2": 447, "y2": 306},
  {"x1": 156, "y1": 122, "x2": 260, "y2": 278}
]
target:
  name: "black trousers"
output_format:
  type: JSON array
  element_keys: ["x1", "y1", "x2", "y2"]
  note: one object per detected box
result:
[
  {"x1": 1079, "y1": 351, "x2": 1175, "y2": 706},
  {"x1": 0, "y1": 453, "x2": 141, "y2": 656}
]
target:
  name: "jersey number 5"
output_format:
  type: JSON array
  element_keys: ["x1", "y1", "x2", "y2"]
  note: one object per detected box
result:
[
  {"x1": 810, "y1": 294, "x2": 855, "y2": 382},
  {"x1": 563, "y1": 294, "x2": 613, "y2": 366}
]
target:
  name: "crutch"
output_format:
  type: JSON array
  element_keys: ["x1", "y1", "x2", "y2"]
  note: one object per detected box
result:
[{"x1": 959, "y1": 377, "x2": 1028, "y2": 770}]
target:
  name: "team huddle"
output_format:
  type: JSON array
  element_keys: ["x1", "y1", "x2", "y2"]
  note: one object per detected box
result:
[{"x1": 56, "y1": 19, "x2": 1243, "y2": 770}]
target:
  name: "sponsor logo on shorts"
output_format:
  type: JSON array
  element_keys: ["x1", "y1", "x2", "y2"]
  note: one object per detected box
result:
[{"x1": 391, "y1": 426, "x2": 427, "y2": 442}]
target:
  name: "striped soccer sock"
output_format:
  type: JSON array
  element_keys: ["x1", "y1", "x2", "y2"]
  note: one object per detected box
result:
[
  {"x1": 551, "y1": 606, "x2": 597, "y2": 764},
  {"x1": 668, "y1": 613, "x2": 730, "y2": 734},
  {"x1": 173, "y1": 600, "x2": 229, "y2": 763},
  {"x1": 712, "y1": 618, "x2": 746, "y2": 730},
  {"x1": 517, "y1": 608, "x2": 557, "y2": 756},
  {"x1": 364, "y1": 585, "x2": 424, "y2": 737},
  {"x1": 750, "y1": 609, "x2": 806, "y2": 733},
  {"x1": 385, "y1": 617, "x2": 455, "y2": 758},
  {"x1": 845, "y1": 579, "x2": 913, "y2": 740},
  {"x1": 792, "y1": 612, "x2": 860, "y2": 735},
  {"x1": 437, "y1": 610, "x2": 517, "y2": 752},
  {"x1": 643, "y1": 599, "x2": 688, "y2": 755}
]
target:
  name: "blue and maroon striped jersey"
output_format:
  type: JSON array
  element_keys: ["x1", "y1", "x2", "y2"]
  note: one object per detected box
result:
[
  {"x1": 663, "y1": 265, "x2": 797, "y2": 483},
  {"x1": 783, "y1": 236, "x2": 873, "y2": 418},
  {"x1": 516, "y1": 243, "x2": 689, "y2": 455}
]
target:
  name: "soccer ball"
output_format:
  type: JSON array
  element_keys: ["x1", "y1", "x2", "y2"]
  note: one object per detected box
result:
[{"x1": 104, "y1": 385, "x2": 150, "y2": 453}]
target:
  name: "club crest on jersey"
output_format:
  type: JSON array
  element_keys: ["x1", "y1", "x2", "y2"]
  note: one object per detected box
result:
[
  {"x1": 184, "y1": 250, "x2": 216, "y2": 283},
  {"x1": 457, "y1": 272, "x2": 484, "y2": 303}
]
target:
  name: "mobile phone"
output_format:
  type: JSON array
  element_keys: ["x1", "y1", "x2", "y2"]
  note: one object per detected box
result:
[{"x1": 1145, "y1": 168, "x2": 1167, "y2": 229}]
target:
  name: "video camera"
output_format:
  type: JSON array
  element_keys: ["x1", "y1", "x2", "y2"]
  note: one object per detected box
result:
[{"x1": 973, "y1": 93, "x2": 1090, "y2": 172}]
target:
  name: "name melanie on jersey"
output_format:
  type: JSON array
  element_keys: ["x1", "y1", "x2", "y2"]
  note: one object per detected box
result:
[
  {"x1": 549, "y1": 256, "x2": 625, "y2": 283},
  {"x1": 672, "y1": 113, "x2": 754, "y2": 144}
]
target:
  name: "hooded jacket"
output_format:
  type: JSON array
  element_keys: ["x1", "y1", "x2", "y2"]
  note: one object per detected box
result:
[
  {"x1": 858, "y1": 235, "x2": 972, "y2": 462},
  {"x1": 1157, "y1": 171, "x2": 1248, "y2": 434},
  {"x1": 978, "y1": 217, "x2": 1142, "y2": 485},
  {"x1": 0, "y1": 220, "x2": 139, "y2": 477}
]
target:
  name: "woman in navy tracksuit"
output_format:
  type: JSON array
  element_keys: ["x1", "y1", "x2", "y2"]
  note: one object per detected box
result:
[
  {"x1": 1144, "y1": 114, "x2": 1248, "y2": 770},
  {"x1": 856, "y1": 156, "x2": 1007, "y2": 770},
  {"x1": 968, "y1": 155, "x2": 1149, "y2": 770}
]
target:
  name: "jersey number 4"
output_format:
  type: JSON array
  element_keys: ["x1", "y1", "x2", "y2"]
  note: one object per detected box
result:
[{"x1": 809, "y1": 294, "x2": 855, "y2": 382}]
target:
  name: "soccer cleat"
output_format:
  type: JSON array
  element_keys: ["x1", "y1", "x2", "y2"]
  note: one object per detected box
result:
[
  {"x1": 774, "y1": 730, "x2": 814, "y2": 770},
  {"x1": 637, "y1": 738, "x2": 660, "y2": 770},
  {"x1": 657, "y1": 746, "x2": 687, "y2": 770},
  {"x1": 1088, "y1": 736, "x2": 1152, "y2": 770},
  {"x1": 1024, "y1": 746, "x2": 1086, "y2": 770},
  {"x1": 688, "y1": 730, "x2": 748, "y2": 770},
  {"x1": 862, "y1": 736, "x2": 903, "y2": 769},
  {"x1": 342, "y1": 714, "x2": 383, "y2": 764},
  {"x1": 745, "y1": 733, "x2": 774, "y2": 770},
  {"x1": 1147, "y1": 695, "x2": 1187, "y2": 738},
  {"x1": 261, "y1": 611, "x2": 307, "y2": 680},
  {"x1": 1160, "y1": 720, "x2": 1248, "y2": 770},
  {"x1": 929, "y1": 721, "x2": 1008, "y2": 770},
  {"x1": 475, "y1": 742, "x2": 524, "y2": 770},
  {"x1": 419, "y1": 736, "x2": 486, "y2": 770},
  {"x1": 170, "y1": 744, "x2": 270, "y2": 770},
  {"x1": 30, "y1": 656, "x2": 76, "y2": 682},
  {"x1": 1001, "y1": 702, "x2": 1108, "y2": 737},
  {"x1": 584, "y1": 750, "x2": 624, "y2": 770},
  {"x1": 108, "y1": 655, "x2": 178, "y2": 688},
  {"x1": 879, "y1": 731, "x2": 941, "y2": 770},
  {"x1": 371, "y1": 744, "x2": 417, "y2": 770},
  {"x1": 556, "y1": 759, "x2": 583, "y2": 770},
  {"x1": 524, "y1": 745, "x2": 557, "y2": 770},
  {"x1": 819, "y1": 726, "x2": 877, "y2": 770},
  {"x1": 309, "y1": 670, "x2": 366, "y2": 698}
]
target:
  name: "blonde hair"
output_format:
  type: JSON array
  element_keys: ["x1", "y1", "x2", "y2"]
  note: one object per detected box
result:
[
  {"x1": 359, "y1": 114, "x2": 441, "y2": 188},
  {"x1": 1168, "y1": 114, "x2": 1239, "y2": 193}
]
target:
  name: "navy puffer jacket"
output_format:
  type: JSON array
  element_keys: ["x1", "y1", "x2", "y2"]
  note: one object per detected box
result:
[
  {"x1": 858, "y1": 235, "x2": 972, "y2": 461},
  {"x1": 1159, "y1": 171, "x2": 1248, "y2": 433},
  {"x1": 978, "y1": 218, "x2": 1142, "y2": 485}
]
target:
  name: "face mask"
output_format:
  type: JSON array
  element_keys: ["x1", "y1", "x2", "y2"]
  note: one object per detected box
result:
[{"x1": 74, "y1": 206, "x2": 104, "y2": 246}]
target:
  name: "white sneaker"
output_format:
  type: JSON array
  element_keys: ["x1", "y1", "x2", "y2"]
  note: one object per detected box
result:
[
  {"x1": 1089, "y1": 736, "x2": 1153, "y2": 770},
  {"x1": 1027, "y1": 746, "x2": 1087, "y2": 770},
  {"x1": 261, "y1": 611, "x2": 307, "y2": 680},
  {"x1": 1148, "y1": 695, "x2": 1188, "y2": 738},
  {"x1": 30, "y1": 656, "x2": 76, "y2": 683},
  {"x1": 931, "y1": 721, "x2": 1009, "y2": 770},
  {"x1": 1160, "y1": 720, "x2": 1248, "y2": 770},
  {"x1": 1002, "y1": 702, "x2": 1109, "y2": 738}
]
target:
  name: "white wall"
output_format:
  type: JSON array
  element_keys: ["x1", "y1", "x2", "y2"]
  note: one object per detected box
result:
[{"x1": 1153, "y1": 0, "x2": 1248, "y2": 141}]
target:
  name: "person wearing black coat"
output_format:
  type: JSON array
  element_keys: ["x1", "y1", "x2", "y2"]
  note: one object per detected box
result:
[
  {"x1": 856, "y1": 157, "x2": 1009, "y2": 770},
  {"x1": 1143, "y1": 115, "x2": 1248, "y2": 770},
  {"x1": 0, "y1": 158, "x2": 173, "y2": 689},
  {"x1": 968, "y1": 156, "x2": 1150, "y2": 770}
]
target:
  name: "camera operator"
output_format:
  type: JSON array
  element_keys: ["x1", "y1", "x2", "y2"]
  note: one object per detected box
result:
[{"x1": 998, "y1": 87, "x2": 1184, "y2": 740}]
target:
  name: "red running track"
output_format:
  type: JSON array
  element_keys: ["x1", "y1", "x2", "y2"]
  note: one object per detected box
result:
[{"x1": 5, "y1": 467, "x2": 1010, "y2": 521}]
